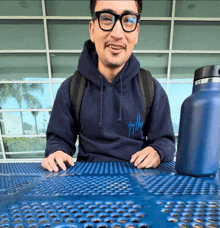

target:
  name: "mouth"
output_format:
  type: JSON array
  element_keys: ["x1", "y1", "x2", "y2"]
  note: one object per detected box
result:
[
  {"x1": 106, "y1": 43, "x2": 126, "y2": 51},
  {"x1": 108, "y1": 45, "x2": 124, "y2": 50}
]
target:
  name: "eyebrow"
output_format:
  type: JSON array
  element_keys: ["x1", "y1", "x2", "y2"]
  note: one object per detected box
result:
[{"x1": 99, "y1": 8, "x2": 138, "y2": 15}]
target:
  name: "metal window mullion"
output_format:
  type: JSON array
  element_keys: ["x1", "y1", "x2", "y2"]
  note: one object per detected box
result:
[
  {"x1": 0, "y1": 158, "x2": 78, "y2": 163},
  {"x1": 0, "y1": 109, "x2": 51, "y2": 112},
  {"x1": 0, "y1": 15, "x2": 219, "y2": 22},
  {"x1": 0, "y1": 159, "x2": 44, "y2": 163},
  {"x1": 50, "y1": 50, "x2": 83, "y2": 54},
  {"x1": 141, "y1": 17, "x2": 172, "y2": 21},
  {"x1": 0, "y1": 50, "x2": 47, "y2": 53},
  {"x1": 46, "y1": 16, "x2": 91, "y2": 20},
  {"x1": 0, "y1": 133, "x2": 6, "y2": 160},
  {"x1": 51, "y1": 81, "x2": 62, "y2": 84},
  {"x1": 168, "y1": 81, "x2": 193, "y2": 84},
  {"x1": 174, "y1": 17, "x2": 220, "y2": 22},
  {"x1": 166, "y1": 0, "x2": 176, "y2": 94},
  {"x1": 0, "y1": 16, "x2": 44, "y2": 20},
  {"x1": 133, "y1": 50, "x2": 169, "y2": 54},
  {"x1": 6, "y1": 151, "x2": 44, "y2": 154},
  {"x1": 0, "y1": 81, "x2": 50, "y2": 84},
  {"x1": 172, "y1": 50, "x2": 220, "y2": 54},
  {"x1": 0, "y1": 106, "x2": 6, "y2": 159},
  {"x1": 0, "y1": 16, "x2": 91, "y2": 20},
  {"x1": 2, "y1": 135, "x2": 46, "y2": 138},
  {"x1": 42, "y1": 0, "x2": 54, "y2": 107},
  {"x1": 1, "y1": 50, "x2": 219, "y2": 54}
]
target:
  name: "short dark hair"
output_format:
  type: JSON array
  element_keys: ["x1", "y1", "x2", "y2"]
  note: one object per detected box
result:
[{"x1": 90, "y1": 0, "x2": 142, "y2": 16}]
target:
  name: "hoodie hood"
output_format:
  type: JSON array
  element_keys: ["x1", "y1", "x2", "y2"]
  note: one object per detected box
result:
[
  {"x1": 45, "y1": 40, "x2": 175, "y2": 163},
  {"x1": 78, "y1": 40, "x2": 140, "y2": 87},
  {"x1": 78, "y1": 40, "x2": 141, "y2": 127}
]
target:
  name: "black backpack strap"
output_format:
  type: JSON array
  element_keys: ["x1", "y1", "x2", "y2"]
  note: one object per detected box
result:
[
  {"x1": 70, "y1": 70, "x2": 86, "y2": 128},
  {"x1": 138, "y1": 68, "x2": 155, "y2": 129}
]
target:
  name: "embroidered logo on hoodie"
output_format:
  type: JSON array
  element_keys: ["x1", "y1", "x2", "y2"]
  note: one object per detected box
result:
[{"x1": 128, "y1": 114, "x2": 143, "y2": 138}]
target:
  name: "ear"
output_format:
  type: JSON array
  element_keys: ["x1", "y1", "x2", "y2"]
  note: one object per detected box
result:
[{"x1": 89, "y1": 21, "x2": 95, "y2": 42}]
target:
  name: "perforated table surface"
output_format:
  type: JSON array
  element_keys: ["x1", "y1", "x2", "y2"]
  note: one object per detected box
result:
[{"x1": 0, "y1": 162, "x2": 219, "y2": 228}]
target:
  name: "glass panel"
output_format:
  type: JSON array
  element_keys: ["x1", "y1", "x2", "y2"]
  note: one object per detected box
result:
[
  {"x1": 135, "y1": 21, "x2": 170, "y2": 50},
  {"x1": 170, "y1": 53, "x2": 220, "y2": 80},
  {"x1": 0, "y1": 20, "x2": 45, "y2": 50},
  {"x1": 160, "y1": 83, "x2": 167, "y2": 91},
  {"x1": 0, "y1": 54, "x2": 48, "y2": 81},
  {"x1": 0, "y1": 112, "x2": 50, "y2": 135},
  {"x1": 53, "y1": 83, "x2": 62, "y2": 99},
  {"x1": 48, "y1": 20, "x2": 90, "y2": 50},
  {"x1": 51, "y1": 53, "x2": 81, "y2": 81},
  {"x1": 171, "y1": 110, "x2": 181, "y2": 134},
  {"x1": 45, "y1": 0, "x2": 172, "y2": 17},
  {"x1": 175, "y1": 0, "x2": 220, "y2": 18},
  {"x1": 134, "y1": 53, "x2": 169, "y2": 79},
  {"x1": 0, "y1": 111, "x2": 3, "y2": 135},
  {"x1": 0, "y1": 83, "x2": 51, "y2": 109},
  {"x1": 46, "y1": 0, "x2": 90, "y2": 16},
  {"x1": 168, "y1": 83, "x2": 192, "y2": 110},
  {"x1": 173, "y1": 21, "x2": 220, "y2": 50},
  {"x1": 0, "y1": 0, "x2": 42, "y2": 16},
  {"x1": 142, "y1": 0, "x2": 172, "y2": 17},
  {"x1": 3, "y1": 137, "x2": 46, "y2": 158}
]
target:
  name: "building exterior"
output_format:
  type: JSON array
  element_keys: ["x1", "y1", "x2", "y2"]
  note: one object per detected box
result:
[{"x1": 0, "y1": 0, "x2": 219, "y2": 161}]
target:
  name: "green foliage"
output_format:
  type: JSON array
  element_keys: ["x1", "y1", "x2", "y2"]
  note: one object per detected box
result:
[
  {"x1": 23, "y1": 122, "x2": 32, "y2": 131},
  {"x1": 0, "y1": 82, "x2": 44, "y2": 135},
  {"x1": 4, "y1": 137, "x2": 46, "y2": 153}
]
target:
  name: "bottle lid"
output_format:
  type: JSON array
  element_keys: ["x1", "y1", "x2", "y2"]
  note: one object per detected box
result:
[{"x1": 194, "y1": 65, "x2": 220, "y2": 81}]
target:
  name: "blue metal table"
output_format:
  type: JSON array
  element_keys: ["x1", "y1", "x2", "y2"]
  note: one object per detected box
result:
[{"x1": 0, "y1": 162, "x2": 219, "y2": 228}]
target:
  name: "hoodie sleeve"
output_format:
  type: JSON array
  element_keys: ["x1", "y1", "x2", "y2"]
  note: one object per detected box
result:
[
  {"x1": 144, "y1": 78, "x2": 175, "y2": 162},
  {"x1": 45, "y1": 77, "x2": 78, "y2": 158}
]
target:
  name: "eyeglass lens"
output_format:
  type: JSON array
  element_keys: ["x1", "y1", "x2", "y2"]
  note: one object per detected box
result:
[{"x1": 99, "y1": 12, "x2": 138, "y2": 31}]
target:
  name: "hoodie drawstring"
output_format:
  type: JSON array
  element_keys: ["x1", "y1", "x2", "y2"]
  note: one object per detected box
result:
[
  {"x1": 99, "y1": 76, "x2": 103, "y2": 128},
  {"x1": 99, "y1": 75, "x2": 123, "y2": 127},
  {"x1": 117, "y1": 75, "x2": 123, "y2": 123}
]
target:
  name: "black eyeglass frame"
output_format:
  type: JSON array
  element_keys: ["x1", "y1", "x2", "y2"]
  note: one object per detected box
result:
[{"x1": 92, "y1": 10, "x2": 141, "y2": 32}]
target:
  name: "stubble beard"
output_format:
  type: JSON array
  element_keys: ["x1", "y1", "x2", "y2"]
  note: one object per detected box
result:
[{"x1": 108, "y1": 61, "x2": 123, "y2": 69}]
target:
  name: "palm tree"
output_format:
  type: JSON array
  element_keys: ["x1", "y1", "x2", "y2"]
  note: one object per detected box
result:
[
  {"x1": 0, "y1": 84, "x2": 14, "y2": 135},
  {"x1": 31, "y1": 103, "x2": 43, "y2": 135},
  {"x1": 0, "y1": 82, "x2": 44, "y2": 135},
  {"x1": 0, "y1": 84, "x2": 14, "y2": 107}
]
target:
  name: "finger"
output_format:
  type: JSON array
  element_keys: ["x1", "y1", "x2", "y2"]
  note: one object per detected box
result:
[
  {"x1": 66, "y1": 155, "x2": 74, "y2": 166},
  {"x1": 137, "y1": 156, "x2": 151, "y2": 169},
  {"x1": 145, "y1": 156, "x2": 160, "y2": 169},
  {"x1": 152, "y1": 157, "x2": 161, "y2": 168},
  {"x1": 137, "y1": 150, "x2": 159, "y2": 169},
  {"x1": 48, "y1": 156, "x2": 59, "y2": 172},
  {"x1": 42, "y1": 159, "x2": 53, "y2": 172},
  {"x1": 130, "y1": 152, "x2": 140, "y2": 163},
  {"x1": 152, "y1": 156, "x2": 161, "y2": 168},
  {"x1": 134, "y1": 151, "x2": 149, "y2": 167},
  {"x1": 55, "y1": 156, "x2": 67, "y2": 171}
]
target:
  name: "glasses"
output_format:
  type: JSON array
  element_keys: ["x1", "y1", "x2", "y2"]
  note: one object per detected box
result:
[{"x1": 92, "y1": 10, "x2": 140, "y2": 32}]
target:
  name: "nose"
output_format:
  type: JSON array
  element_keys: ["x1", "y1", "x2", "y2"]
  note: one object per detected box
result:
[{"x1": 110, "y1": 19, "x2": 124, "y2": 39}]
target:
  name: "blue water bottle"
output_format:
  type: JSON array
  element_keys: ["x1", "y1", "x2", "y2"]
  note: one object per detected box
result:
[{"x1": 175, "y1": 65, "x2": 220, "y2": 176}]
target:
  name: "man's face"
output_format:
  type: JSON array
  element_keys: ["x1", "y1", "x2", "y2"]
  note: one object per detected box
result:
[{"x1": 89, "y1": 0, "x2": 140, "y2": 72}]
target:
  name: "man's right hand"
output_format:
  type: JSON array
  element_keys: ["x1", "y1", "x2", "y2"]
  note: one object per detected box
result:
[{"x1": 41, "y1": 151, "x2": 74, "y2": 172}]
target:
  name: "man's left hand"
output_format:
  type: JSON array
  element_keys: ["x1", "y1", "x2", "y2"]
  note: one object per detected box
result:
[{"x1": 130, "y1": 146, "x2": 161, "y2": 169}]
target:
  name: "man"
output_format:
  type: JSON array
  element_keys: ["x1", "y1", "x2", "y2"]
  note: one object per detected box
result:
[{"x1": 42, "y1": 0, "x2": 175, "y2": 172}]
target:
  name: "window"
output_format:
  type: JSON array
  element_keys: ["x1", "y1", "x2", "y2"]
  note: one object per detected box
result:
[{"x1": 0, "y1": 0, "x2": 219, "y2": 161}]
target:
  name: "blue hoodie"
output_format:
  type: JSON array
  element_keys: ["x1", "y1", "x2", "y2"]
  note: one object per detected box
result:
[{"x1": 45, "y1": 40, "x2": 175, "y2": 162}]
